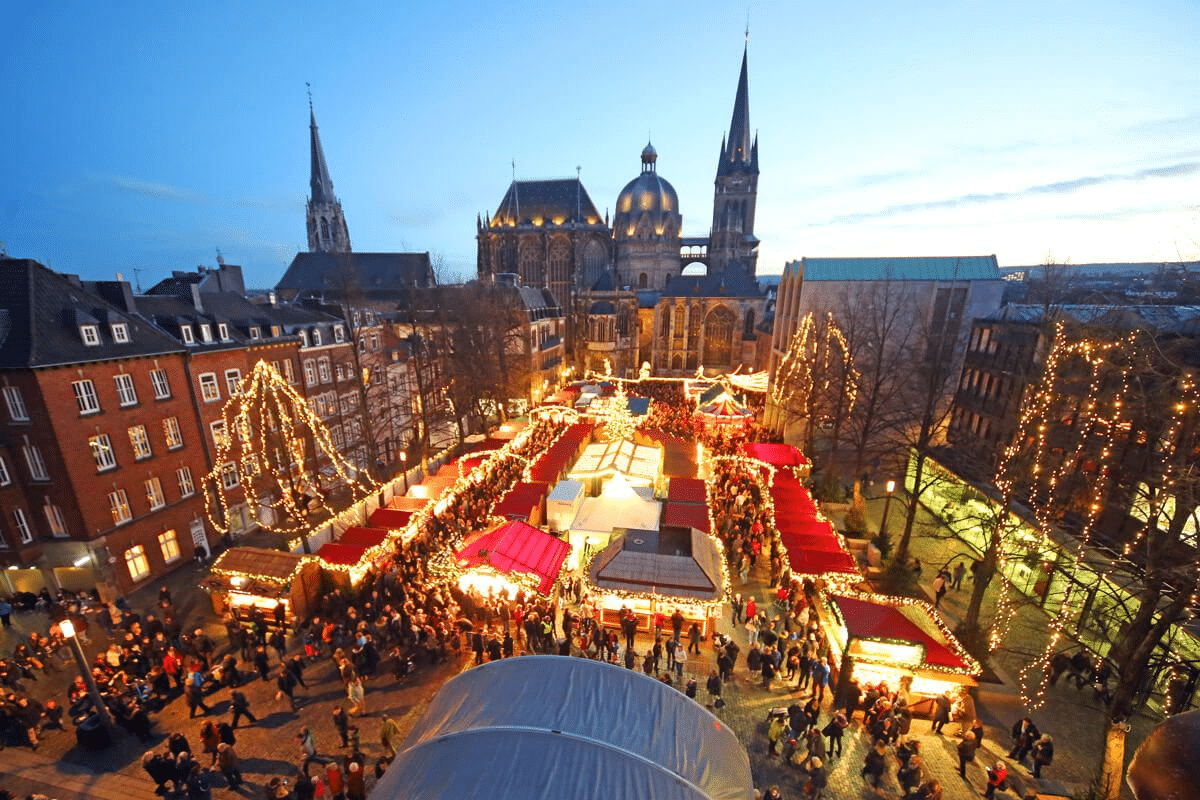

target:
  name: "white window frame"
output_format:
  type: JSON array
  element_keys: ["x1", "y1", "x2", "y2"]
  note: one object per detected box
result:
[
  {"x1": 220, "y1": 462, "x2": 240, "y2": 490},
  {"x1": 181, "y1": 325, "x2": 195, "y2": 344},
  {"x1": 210, "y1": 420, "x2": 228, "y2": 449},
  {"x1": 224, "y1": 368, "x2": 242, "y2": 396},
  {"x1": 23, "y1": 444, "x2": 48, "y2": 481},
  {"x1": 283, "y1": 359, "x2": 295, "y2": 383},
  {"x1": 124, "y1": 544, "x2": 149, "y2": 581},
  {"x1": 81, "y1": 325, "x2": 101, "y2": 346},
  {"x1": 271, "y1": 325, "x2": 281, "y2": 337},
  {"x1": 176, "y1": 466, "x2": 195, "y2": 497},
  {"x1": 158, "y1": 529, "x2": 181, "y2": 564},
  {"x1": 0, "y1": 456, "x2": 10, "y2": 486},
  {"x1": 114, "y1": 373, "x2": 138, "y2": 407},
  {"x1": 73, "y1": 379, "x2": 101, "y2": 414},
  {"x1": 150, "y1": 368, "x2": 171, "y2": 400},
  {"x1": 90, "y1": 434, "x2": 117, "y2": 471},
  {"x1": 44, "y1": 503, "x2": 68, "y2": 538},
  {"x1": 200, "y1": 324, "x2": 213, "y2": 343},
  {"x1": 299, "y1": 330, "x2": 309, "y2": 348},
  {"x1": 109, "y1": 490, "x2": 133, "y2": 526},
  {"x1": 111, "y1": 323, "x2": 130, "y2": 343},
  {"x1": 334, "y1": 325, "x2": 345, "y2": 343},
  {"x1": 303, "y1": 360, "x2": 317, "y2": 387},
  {"x1": 128, "y1": 424, "x2": 152, "y2": 460},
  {"x1": 163, "y1": 416, "x2": 184, "y2": 449},
  {"x1": 198, "y1": 372, "x2": 220, "y2": 402},
  {"x1": 145, "y1": 476, "x2": 166, "y2": 510},
  {"x1": 318, "y1": 358, "x2": 331, "y2": 384},
  {"x1": 249, "y1": 326, "x2": 261, "y2": 340},
  {"x1": 312, "y1": 329, "x2": 322, "y2": 346},
  {"x1": 3, "y1": 386, "x2": 29, "y2": 421},
  {"x1": 218, "y1": 323, "x2": 230, "y2": 341},
  {"x1": 13, "y1": 509, "x2": 33, "y2": 544}
]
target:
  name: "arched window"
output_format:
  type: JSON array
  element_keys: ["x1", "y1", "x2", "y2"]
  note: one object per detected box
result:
[
  {"x1": 703, "y1": 306, "x2": 736, "y2": 365},
  {"x1": 320, "y1": 218, "x2": 331, "y2": 241},
  {"x1": 519, "y1": 238, "x2": 540, "y2": 284},
  {"x1": 549, "y1": 237, "x2": 571, "y2": 286},
  {"x1": 743, "y1": 309, "x2": 756, "y2": 340},
  {"x1": 583, "y1": 240, "x2": 606, "y2": 290},
  {"x1": 671, "y1": 354, "x2": 683, "y2": 371},
  {"x1": 660, "y1": 309, "x2": 670, "y2": 337},
  {"x1": 672, "y1": 306, "x2": 686, "y2": 338},
  {"x1": 639, "y1": 273, "x2": 648, "y2": 289}
]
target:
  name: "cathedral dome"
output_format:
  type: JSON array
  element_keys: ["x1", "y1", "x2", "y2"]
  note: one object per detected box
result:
[{"x1": 614, "y1": 142, "x2": 681, "y2": 241}]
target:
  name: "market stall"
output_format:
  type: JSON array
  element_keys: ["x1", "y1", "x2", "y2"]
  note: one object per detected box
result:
[
  {"x1": 567, "y1": 475, "x2": 661, "y2": 570},
  {"x1": 568, "y1": 438, "x2": 664, "y2": 495},
  {"x1": 821, "y1": 591, "x2": 980, "y2": 706},
  {"x1": 201, "y1": 546, "x2": 321, "y2": 625},
  {"x1": 368, "y1": 507, "x2": 413, "y2": 532},
  {"x1": 454, "y1": 520, "x2": 569, "y2": 597},
  {"x1": 546, "y1": 480, "x2": 586, "y2": 533},
  {"x1": 741, "y1": 442, "x2": 811, "y2": 477},
  {"x1": 492, "y1": 481, "x2": 549, "y2": 525},
  {"x1": 316, "y1": 541, "x2": 371, "y2": 590}
]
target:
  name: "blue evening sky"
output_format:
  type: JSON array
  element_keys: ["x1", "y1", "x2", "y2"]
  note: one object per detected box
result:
[{"x1": 3, "y1": 1, "x2": 1197, "y2": 289}]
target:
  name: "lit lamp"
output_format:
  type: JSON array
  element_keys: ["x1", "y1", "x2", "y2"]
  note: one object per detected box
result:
[
  {"x1": 58, "y1": 619, "x2": 116, "y2": 734},
  {"x1": 400, "y1": 451, "x2": 409, "y2": 494},
  {"x1": 881, "y1": 480, "x2": 896, "y2": 537}
]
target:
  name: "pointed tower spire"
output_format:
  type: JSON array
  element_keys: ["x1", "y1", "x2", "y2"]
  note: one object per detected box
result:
[
  {"x1": 721, "y1": 46, "x2": 754, "y2": 174},
  {"x1": 305, "y1": 86, "x2": 351, "y2": 253},
  {"x1": 709, "y1": 46, "x2": 760, "y2": 277}
]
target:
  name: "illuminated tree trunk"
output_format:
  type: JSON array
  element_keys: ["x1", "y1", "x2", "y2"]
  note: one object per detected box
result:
[
  {"x1": 955, "y1": 521, "x2": 999, "y2": 652},
  {"x1": 1095, "y1": 718, "x2": 1127, "y2": 800}
]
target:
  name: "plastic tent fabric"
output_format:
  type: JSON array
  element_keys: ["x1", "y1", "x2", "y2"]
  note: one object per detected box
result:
[
  {"x1": 455, "y1": 521, "x2": 569, "y2": 595},
  {"x1": 370, "y1": 656, "x2": 754, "y2": 800}
]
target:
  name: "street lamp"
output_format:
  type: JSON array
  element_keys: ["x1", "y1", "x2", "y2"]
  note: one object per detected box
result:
[
  {"x1": 880, "y1": 480, "x2": 896, "y2": 537},
  {"x1": 58, "y1": 619, "x2": 116, "y2": 735},
  {"x1": 400, "y1": 451, "x2": 408, "y2": 494}
]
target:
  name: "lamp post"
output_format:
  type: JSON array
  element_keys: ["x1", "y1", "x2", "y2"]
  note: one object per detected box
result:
[
  {"x1": 58, "y1": 619, "x2": 115, "y2": 733},
  {"x1": 400, "y1": 451, "x2": 408, "y2": 494},
  {"x1": 880, "y1": 480, "x2": 896, "y2": 537}
]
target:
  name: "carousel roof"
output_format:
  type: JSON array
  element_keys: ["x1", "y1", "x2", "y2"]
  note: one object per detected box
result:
[
  {"x1": 371, "y1": 656, "x2": 753, "y2": 800},
  {"x1": 455, "y1": 520, "x2": 569, "y2": 595},
  {"x1": 589, "y1": 526, "x2": 724, "y2": 601}
]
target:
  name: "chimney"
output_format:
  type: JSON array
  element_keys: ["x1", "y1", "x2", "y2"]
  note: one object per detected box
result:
[{"x1": 268, "y1": 290, "x2": 277, "y2": 306}]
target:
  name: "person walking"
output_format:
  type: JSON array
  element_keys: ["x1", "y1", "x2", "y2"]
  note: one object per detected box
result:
[
  {"x1": 380, "y1": 715, "x2": 401, "y2": 760},
  {"x1": 861, "y1": 739, "x2": 887, "y2": 792},
  {"x1": 347, "y1": 674, "x2": 366, "y2": 716},
  {"x1": 0, "y1": 598, "x2": 12, "y2": 628},
  {"x1": 185, "y1": 668, "x2": 211, "y2": 718},
  {"x1": 1031, "y1": 734, "x2": 1054, "y2": 779},
  {"x1": 957, "y1": 731, "x2": 978, "y2": 778},
  {"x1": 930, "y1": 690, "x2": 952, "y2": 734},
  {"x1": 229, "y1": 689, "x2": 256, "y2": 728},
  {"x1": 984, "y1": 761, "x2": 1009, "y2": 798},
  {"x1": 1008, "y1": 717, "x2": 1040, "y2": 763},
  {"x1": 706, "y1": 671, "x2": 722, "y2": 707},
  {"x1": 932, "y1": 571, "x2": 948, "y2": 608},
  {"x1": 276, "y1": 667, "x2": 298, "y2": 712},
  {"x1": 216, "y1": 742, "x2": 242, "y2": 789},
  {"x1": 952, "y1": 561, "x2": 966, "y2": 590},
  {"x1": 687, "y1": 622, "x2": 702, "y2": 655},
  {"x1": 332, "y1": 705, "x2": 350, "y2": 747},
  {"x1": 674, "y1": 644, "x2": 687, "y2": 679},
  {"x1": 822, "y1": 710, "x2": 848, "y2": 758},
  {"x1": 297, "y1": 726, "x2": 319, "y2": 774}
]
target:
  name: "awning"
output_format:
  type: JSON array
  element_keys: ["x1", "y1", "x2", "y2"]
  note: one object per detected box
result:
[
  {"x1": 369, "y1": 507, "x2": 413, "y2": 530},
  {"x1": 784, "y1": 548, "x2": 859, "y2": 578},
  {"x1": 833, "y1": 595, "x2": 974, "y2": 672},
  {"x1": 337, "y1": 527, "x2": 389, "y2": 549},
  {"x1": 741, "y1": 442, "x2": 810, "y2": 468},
  {"x1": 455, "y1": 520, "x2": 569, "y2": 595},
  {"x1": 493, "y1": 481, "x2": 549, "y2": 521},
  {"x1": 667, "y1": 477, "x2": 708, "y2": 504},
  {"x1": 316, "y1": 542, "x2": 368, "y2": 567}
]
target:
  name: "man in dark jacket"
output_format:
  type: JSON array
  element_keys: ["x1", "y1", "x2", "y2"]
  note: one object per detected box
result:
[
  {"x1": 229, "y1": 689, "x2": 256, "y2": 728},
  {"x1": 931, "y1": 690, "x2": 953, "y2": 734},
  {"x1": 276, "y1": 667, "x2": 298, "y2": 711},
  {"x1": 1008, "y1": 717, "x2": 1040, "y2": 762}
]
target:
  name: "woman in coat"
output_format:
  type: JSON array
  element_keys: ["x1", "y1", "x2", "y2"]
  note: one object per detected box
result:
[
  {"x1": 199, "y1": 720, "x2": 220, "y2": 764},
  {"x1": 1032, "y1": 734, "x2": 1054, "y2": 778}
]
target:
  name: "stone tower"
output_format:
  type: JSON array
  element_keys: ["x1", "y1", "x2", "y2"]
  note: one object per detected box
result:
[
  {"x1": 708, "y1": 47, "x2": 759, "y2": 276},
  {"x1": 613, "y1": 142, "x2": 683, "y2": 291},
  {"x1": 306, "y1": 102, "x2": 352, "y2": 253}
]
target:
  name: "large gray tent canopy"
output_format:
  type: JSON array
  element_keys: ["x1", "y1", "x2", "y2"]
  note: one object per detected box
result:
[{"x1": 370, "y1": 656, "x2": 754, "y2": 800}]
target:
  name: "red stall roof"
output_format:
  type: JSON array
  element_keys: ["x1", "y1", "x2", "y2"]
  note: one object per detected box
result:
[
  {"x1": 387, "y1": 496, "x2": 430, "y2": 512},
  {"x1": 316, "y1": 542, "x2": 368, "y2": 567},
  {"x1": 529, "y1": 423, "x2": 593, "y2": 484},
  {"x1": 667, "y1": 477, "x2": 708, "y2": 505},
  {"x1": 779, "y1": 529, "x2": 846, "y2": 553},
  {"x1": 784, "y1": 548, "x2": 859, "y2": 578},
  {"x1": 834, "y1": 595, "x2": 971, "y2": 671},
  {"x1": 742, "y1": 442, "x2": 810, "y2": 468},
  {"x1": 455, "y1": 520, "x2": 569, "y2": 595},
  {"x1": 662, "y1": 502, "x2": 711, "y2": 532},
  {"x1": 338, "y1": 527, "x2": 389, "y2": 549},
  {"x1": 493, "y1": 481, "x2": 549, "y2": 521},
  {"x1": 369, "y1": 508, "x2": 413, "y2": 530}
]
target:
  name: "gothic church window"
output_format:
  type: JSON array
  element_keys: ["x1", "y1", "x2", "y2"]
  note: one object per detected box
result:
[
  {"x1": 639, "y1": 273, "x2": 648, "y2": 289},
  {"x1": 743, "y1": 309, "x2": 756, "y2": 340},
  {"x1": 321, "y1": 218, "x2": 330, "y2": 241},
  {"x1": 703, "y1": 306, "x2": 735, "y2": 365}
]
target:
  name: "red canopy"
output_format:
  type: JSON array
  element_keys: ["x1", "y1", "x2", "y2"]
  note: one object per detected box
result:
[
  {"x1": 741, "y1": 442, "x2": 810, "y2": 468},
  {"x1": 779, "y1": 529, "x2": 845, "y2": 553},
  {"x1": 834, "y1": 595, "x2": 971, "y2": 671},
  {"x1": 387, "y1": 496, "x2": 430, "y2": 512},
  {"x1": 493, "y1": 481, "x2": 549, "y2": 521},
  {"x1": 337, "y1": 527, "x2": 389, "y2": 549},
  {"x1": 369, "y1": 508, "x2": 413, "y2": 530},
  {"x1": 667, "y1": 477, "x2": 708, "y2": 505},
  {"x1": 529, "y1": 423, "x2": 593, "y2": 484},
  {"x1": 316, "y1": 542, "x2": 368, "y2": 567},
  {"x1": 785, "y1": 548, "x2": 859, "y2": 577},
  {"x1": 455, "y1": 520, "x2": 569, "y2": 595},
  {"x1": 661, "y1": 502, "x2": 711, "y2": 533}
]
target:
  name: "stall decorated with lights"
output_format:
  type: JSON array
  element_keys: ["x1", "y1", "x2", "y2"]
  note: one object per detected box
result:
[
  {"x1": 454, "y1": 520, "x2": 570, "y2": 598},
  {"x1": 584, "y1": 524, "x2": 729, "y2": 639},
  {"x1": 566, "y1": 474, "x2": 661, "y2": 570},
  {"x1": 201, "y1": 546, "x2": 322, "y2": 624},
  {"x1": 567, "y1": 438, "x2": 664, "y2": 495},
  {"x1": 821, "y1": 591, "x2": 980, "y2": 703}
]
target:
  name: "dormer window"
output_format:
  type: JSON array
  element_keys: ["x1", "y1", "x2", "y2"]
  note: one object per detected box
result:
[
  {"x1": 81, "y1": 325, "x2": 101, "y2": 346},
  {"x1": 312, "y1": 329, "x2": 323, "y2": 346},
  {"x1": 271, "y1": 325, "x2": 281, "y2": 337},
  {"x1": 249, "y1": 327, "x2": 261, "y2": 340},
  {"x1": 181, "y1": 325, "x2": 195, "y2": 344},
  {"x1": 299, "y1": 330, "x2": 309, "y2": 348},
  {"x1": 200, "y1": 324, "x2": 213, "y2": 343},
  {"x1": 111, "y1": 323, "x2": 130, "y2": 343},
  {"x1": 334, "y1": 325, "x2": 345, "y2": 343},
  {"x1": 218, "y1": 323, "x2": 230, "y2": 341}
]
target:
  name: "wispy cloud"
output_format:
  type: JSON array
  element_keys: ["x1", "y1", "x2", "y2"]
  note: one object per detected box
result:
[
  {"x1": 827, "y1": 161, "x2": 1200, "y2": 224},
  {"x1": 108, "y1": 176, "x2": 209, "y2": 204}
]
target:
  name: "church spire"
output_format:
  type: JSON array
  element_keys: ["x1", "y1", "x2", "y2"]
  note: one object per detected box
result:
[
  {"x1": 709, "y1": 46, "x2": 760, "y2": 277},
  {"x1": 305, "y1": 87, "x2": 351, "y2": 253},
  {"x1": 719, "y1": 46, "x2": 755, "y2": 175}
]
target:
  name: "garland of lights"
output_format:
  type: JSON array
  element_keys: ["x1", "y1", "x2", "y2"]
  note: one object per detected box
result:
[
  {"x1": 203, "y1": 360, "x2": 375, "y2": 540},
  {"x1": 769, "y1": 312, "x2": 860, "y2": 431},
  {"x1": 988, "y1": 323, "x2": 1200, "y2": 709},
  {"x1": 603, "y1": 386, "x2": 639, "y2": 443}
]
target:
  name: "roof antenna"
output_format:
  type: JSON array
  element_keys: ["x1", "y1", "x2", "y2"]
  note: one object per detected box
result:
[{"x1": 131, "y1": 267, "x2": 144, "y2": 293}]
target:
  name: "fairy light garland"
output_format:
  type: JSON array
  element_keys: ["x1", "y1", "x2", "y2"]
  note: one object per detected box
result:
[{"x1": 769, "y1": 312, "x2": 860, "y2": 430}]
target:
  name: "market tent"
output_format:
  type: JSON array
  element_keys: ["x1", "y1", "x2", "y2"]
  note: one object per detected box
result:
[
  {"x1": 368, "y1": 507, "x2": 412, "y2": 530},
  {"x1": 741, "y1": 442, "x2": 810, "y2": 468},
  {"x1": 492, "y1": 481, "x2": 549, "y2": 523},
  {"x1": 590, "y1": 526, "x2": 724, "y2": 602},
  {"x1": 662, "y1": 501, "x2": 711, "y2": 533},
  {"x1": 529, "y1": 422, "x2": 593, "y2": 483},
  {"x1": 697, "y1": 394, "x2": 752, "y2": 425},
  {"x1": 779, "y1": 529, "x2": 847, "y2": 552},
  {"x1": 316, "y1": 542, "x2": 368, "y2": 567},
  {"x1": 370, "y1": 656, "x2": 754, "y2": 800},
  {"x1": 784, "y1": 548, "x2": 860, "y2": 579},
  {"x1": 455, "y1": 520, "x2": 569, "y2": 595},
  {"x1": 337, "y1": 527, "x2": 388, "y2": 549},
  {"x1": 833, "y1": 595, "x2": 974, "y2": 671},
  {"x1": 571, "y1": 476, "x2": 661, "y2": 536},
  {"x1": 667, "y1": 476, "x2": 708, "y2": 504}
]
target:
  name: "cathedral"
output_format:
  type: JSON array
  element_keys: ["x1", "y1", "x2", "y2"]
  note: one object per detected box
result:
[{"x1": 476, "y1": 46, "x2": 769, "y2": 378}]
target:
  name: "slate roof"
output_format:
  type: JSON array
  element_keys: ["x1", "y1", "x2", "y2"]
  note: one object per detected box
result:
[
  {"x1": 0, "y1": 258, "x2": 186, "y2": 369},
  {"x1": 135, "y1": 292, "x2": 290, "y2": 350},
  {"x1": 489, "y1": 179, "x2": 604, "y2": 228},
  {"x1": 589, "y1": 526, "x2": 724, "y2": 601},
  {"x1": 797, "y1": 255, "x2": 1001, "y2": 282},
  {"x1": 989, "y1": 303, "x2": 1200, "y2": 333},
  {"x1": 662, "y1": 262, "x2": 764, "y2": 298},
  {"x1": 276, "y1": 252, "x2": 435, "y2": 298}
]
